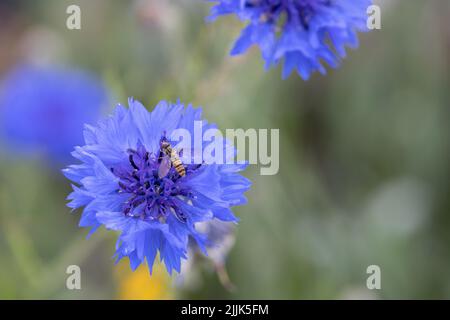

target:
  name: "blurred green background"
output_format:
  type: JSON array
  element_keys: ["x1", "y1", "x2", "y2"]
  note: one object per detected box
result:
[{"x1": 0, "y1": 0, "x2": 449, "y2": 299}]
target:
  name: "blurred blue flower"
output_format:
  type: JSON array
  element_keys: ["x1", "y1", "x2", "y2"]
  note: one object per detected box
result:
[
  {"x1": 0, "y1": 65, "x2": 107, "y2": 163},
  {"x1": 63, "y1": 99, "x2": 251, "y2": 274},
  {"x1": 197, "y1": 220, "x2": 237, "y2": 289},
  {"x1": 208, "y1": 0, "x2": 371, "y2": 79},
  {"x1": 197, "y1": 220, "x2": 236, "y2": 266},
  {"x1": 177, "y1": 220, "x2": 237, "y2": 290}
]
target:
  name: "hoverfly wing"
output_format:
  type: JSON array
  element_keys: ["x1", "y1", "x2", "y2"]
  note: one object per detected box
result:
[{"x1": 158, "y1": 154, "x2": 172, "y2": 178}]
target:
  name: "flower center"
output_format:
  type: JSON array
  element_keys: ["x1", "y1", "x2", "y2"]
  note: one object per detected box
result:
[
  {"x1": 111, "y1": 140, "x2": 199, "y2": 223},
  {"x1": 245, "y1": 0, "x2": 332, "y2": 29}
]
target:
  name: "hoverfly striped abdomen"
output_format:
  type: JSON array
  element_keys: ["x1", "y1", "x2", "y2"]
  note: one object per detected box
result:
[{"x1": 159, "y1": 140, "x2": 186, "y2": 178}]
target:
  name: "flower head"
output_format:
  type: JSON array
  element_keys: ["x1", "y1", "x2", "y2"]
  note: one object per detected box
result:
[
  {"x1": 0, "y1": 65, "x2": 107, "y2": 162},
  {"x1": 208, "y1": 0, "x2": 372, "y2": 79},
  {"x1": 63, "y1": 99, "x2": 251, "y2": 274},
  {"x1": 196, "y1": 219, "x2": 236, "y2": 267},
  {"x1": 183, "y1": 220, "x2": 237, "y2": 290}
]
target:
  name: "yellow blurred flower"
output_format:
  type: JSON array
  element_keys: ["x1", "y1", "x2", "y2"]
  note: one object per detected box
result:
[{"x1": 116, "y1": 260, "x2": 173, "y2": 300}]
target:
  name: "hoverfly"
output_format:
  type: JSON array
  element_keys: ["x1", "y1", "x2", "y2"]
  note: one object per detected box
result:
[{"x1": 158, "y1": 139, "x2": 186, "y2": 178}]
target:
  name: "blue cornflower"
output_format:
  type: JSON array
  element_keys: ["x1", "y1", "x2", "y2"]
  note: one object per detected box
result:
[
  {"x1": 208, "y1": 0, "x2": 372, "y2": 79},
  {"x1": 63, "y1": 99, "x2": 251, "y2": 274},
  {"x1": 0, "y1": 65, "x2": 108, "y2": 163},
  {"x1": 177, "y1": 220, "x2": 237, "y2": 289}
]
